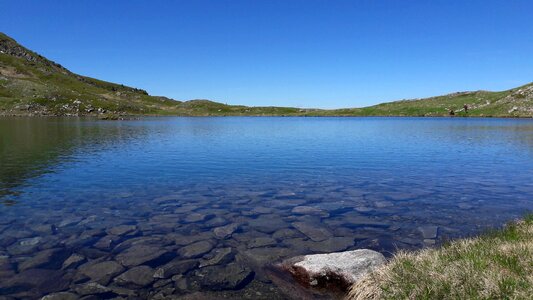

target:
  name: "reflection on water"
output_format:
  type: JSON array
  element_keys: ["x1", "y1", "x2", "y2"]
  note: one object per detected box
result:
[
  {"x1": 0, "y1": 117, "x2": 150, "y2": 201},
  {"x1": 0, "y1": 117, "x2": 532, "y2": 299}
]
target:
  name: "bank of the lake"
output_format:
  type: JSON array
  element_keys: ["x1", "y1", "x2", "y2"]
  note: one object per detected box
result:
[{"x1": 348, "y1": 214, "x2": 533, "y2": 300}]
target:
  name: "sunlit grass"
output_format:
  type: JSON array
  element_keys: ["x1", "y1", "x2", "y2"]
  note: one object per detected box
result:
[{"x1": 348, "y1": 214, "x2": 533, "y2": 300}]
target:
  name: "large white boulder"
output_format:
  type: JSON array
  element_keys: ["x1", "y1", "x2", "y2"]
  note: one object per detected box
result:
[{"x1": 284, "y1": 249, "x2": 386, "y2": 290}]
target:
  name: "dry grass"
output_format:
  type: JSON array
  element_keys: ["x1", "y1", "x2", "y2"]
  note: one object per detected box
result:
[{"x1": 347, "y1": 214, "x2": 533, "y2": 300}]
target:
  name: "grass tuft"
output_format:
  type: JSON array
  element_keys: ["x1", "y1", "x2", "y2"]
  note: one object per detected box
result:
[{"x1": 347, "y1": 214, "x2": 533, "y2": 300}]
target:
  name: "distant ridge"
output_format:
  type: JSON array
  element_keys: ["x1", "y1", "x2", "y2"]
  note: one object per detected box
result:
[{"x1": 1, "y1": 32, "x2": 531, "y2": 117}]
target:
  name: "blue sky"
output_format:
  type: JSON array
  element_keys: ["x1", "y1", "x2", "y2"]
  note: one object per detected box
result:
[{"x1": 1, "y1": 0, "x2": 532, "y2": 108}]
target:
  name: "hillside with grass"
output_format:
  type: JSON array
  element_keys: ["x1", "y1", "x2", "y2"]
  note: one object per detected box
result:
[
  {"x1": 339, "y1": 84, "x2": 533, "y2": 118},
  {"x1": 1, "y1": 32, "x2": 531, "y2": 117},
  {"x1": 0, "y1": 32, "x2": 187, "y2": 116}
]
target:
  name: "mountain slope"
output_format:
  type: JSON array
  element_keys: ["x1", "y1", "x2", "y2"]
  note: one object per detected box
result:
[
  {"x1": 0, "y1": 32, "x2": 308, "y2": 117},
  {"x1": 353, "y1": 83, "x2": 533, "y2": 117},
  {"x1": 0, "y1": 32, "x2": 184, "y2": 116},
  {"x1": 0, "y1": 32, "x2": 531, "y2": 117}
]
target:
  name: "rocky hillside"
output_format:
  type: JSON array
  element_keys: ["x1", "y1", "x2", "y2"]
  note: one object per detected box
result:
[
  {"x1": 1, "y1": 32, "x2": 531, "y2": 117},
  {"x1": 0, "y1": 32, "x2": 311, "y2": 117},
  {"x1": 0, "y1": 33, "x2": 188, "y2": 116}
]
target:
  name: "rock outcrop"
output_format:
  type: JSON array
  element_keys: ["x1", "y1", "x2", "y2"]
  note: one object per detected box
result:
[{"x1": 282, "y1": 249, "x2": 386, "y2": 291}]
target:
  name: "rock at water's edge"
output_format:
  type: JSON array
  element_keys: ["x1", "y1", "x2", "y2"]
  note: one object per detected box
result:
[{"x1": 282, "y1": 249, "x2": 386, "y2": 291}]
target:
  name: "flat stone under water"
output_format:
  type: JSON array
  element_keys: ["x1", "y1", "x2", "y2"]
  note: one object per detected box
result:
[{"x1": 0, "y1": 117, "x2": 532, "y2": 299}]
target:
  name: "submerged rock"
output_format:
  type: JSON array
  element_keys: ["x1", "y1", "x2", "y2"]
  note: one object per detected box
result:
[
  {"x1": 247, "y1": 237, "x2": 277, "y2": 248},
  {"x1": 424, "y1": 239, "x2": 437, "y2": 246},
  {"x1": 291, "y1": 206, "x2": 329, "y2": 217},
  {"x1": 115, "y1": 244, "x2": 170, "y2": 267},
  {"x1": 272, "y1": 228, "x2": 303, "y2": 240},
  {"x1": 114, "y1": 265, "x2": 155, "y2": 287},
  {"x1": 374, "y1": 201, "x2": 394, "y2": 208},
  {"x1": 292, "y1": 222, "x2": 333, "y2": 242},
  {"x1": 78, "y1": 260, "x2": 125, "y2": 285},
  {"x1": 172, "y1": 232, "x2": 214, "y2": 246},
  {"x1": 106, "y1": 225, "x2": 137, "y2": 236},
  {"x1": 31, "y1": 224, "x2": 55, "y2": 235},
  {"x1": 283, "y1": 249, "x2": 386, "y2": 290},
  {"x1": 93, "y1": 235, "x2": 121, "y2": 250},
  {"x1": 282, "y1": 236, "x2": 355, "y2": 253},
  {"x1": 354, "y1": 206, "x2": 374, "y2": 213},
  {"x1": 183, "y1": 213, "x2": 212, "y2": 223},
  {"x1": 154, "y1": 259, "x2": 198, "y2": 278},
  {"x1": 3, "y1": 269, "x2": 71, "y2": 295},
  {"x1": 395, "y1": 236, "x2": 422, "y2": 246},
  {"x1": 248, "y1": 216, "x2": 289, "y2": 234},
  {"x1": 418, "y1": 226, "x2": 439, "y2": 239},
  {"x1": 252, "y1": 206, "x2": 275, "y2": 214},
  {"x1": 73, "y1": 282, "x2": 111, "y2": 296},
  {"x1": 41, "y1": 292, "x2": 78, "y2": 300},
  {"x1": 58, "y1": 217, "x2": 83, "y2": 228},
  {"x1": 192, "y1": 263, "x2": 254, "y2": 290},
  {"x1": 19, "y1": 236, "x2": 43, "y2": 246},
  {"x1": 205, "y1": 217, "x2": 230, "y2": 228},
  {"x1": 178, "y1": 241, "x2": 214, "y2": 259},
  {"x1": 240, "y1": 247, "x2": 293, "y2": 266},
  {"x1": 199, "y1": 247, "x2": 234, "y2": 268},
  {"x1": 458, "y1": 203, "x2": 473, "y2": 210},
  {"x1": 62, "y1": 253, "x2": 86, "y2": 269},
  {"x1": 213, "y1": 223, "x2": 239, "y2": 239},
  {"x1": 108, "y1": 285, "x2": 138, "y2": 297},
  {"x1": 307, "y1": 237, "x2": 355, "y2": 253},
  {"x1": 17, "y1": 248, "x2": 70, "y2": 271},
  {"x1": 341, "y1": 215, "x2": 390, "y2": 228}
]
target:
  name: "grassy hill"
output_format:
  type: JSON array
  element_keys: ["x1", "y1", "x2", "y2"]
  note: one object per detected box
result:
[
  {"x1": 0, "y1": 32, "x2": 187, "y2": 116},
  {"x1": 1, "y1": 32, "x2": 531, "y2": 117},
  {"x1": 335, "y1": 84, "x2": 533, "y2": 117}
]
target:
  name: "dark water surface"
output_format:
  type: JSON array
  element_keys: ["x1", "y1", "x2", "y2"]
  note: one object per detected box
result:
[{"x1": 1, "y1": 117, "x2": 532, "y2": 299}]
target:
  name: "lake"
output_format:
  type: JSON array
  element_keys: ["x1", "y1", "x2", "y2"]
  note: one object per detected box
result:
[{"x1": 0, "y1": 117, "x2": 532, "y2": 299}]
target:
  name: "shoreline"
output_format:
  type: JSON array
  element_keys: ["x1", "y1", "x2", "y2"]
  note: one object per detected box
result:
[
  {"x1": 346, "y1": 214, "x2": 533, "y2": 300},
  {"x1": 1, "y1": 113, "x2": 533, "y2": 119}
]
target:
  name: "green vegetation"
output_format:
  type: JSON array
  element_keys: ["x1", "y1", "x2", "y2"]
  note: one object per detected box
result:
[
  {"x1": 1, "y1": 32, "x2": 532, "y2": 117},
  {"x1": 348, "y1": 214, "x2": 533, "y2": 300},
  {"x1": 0, "y1": 32, "x2": 184, "y2": 116}
]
